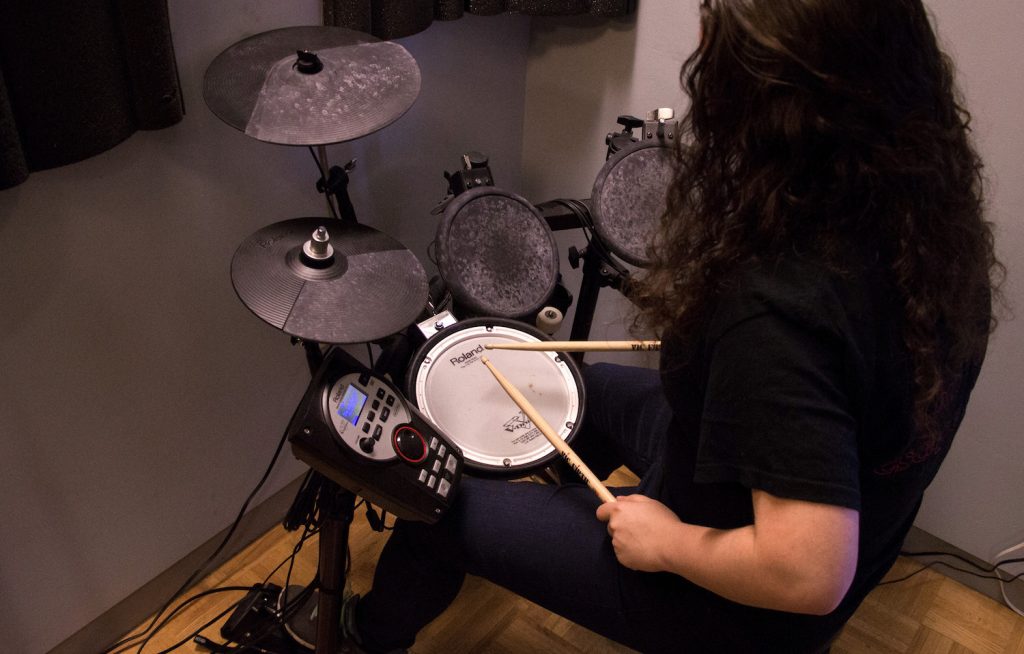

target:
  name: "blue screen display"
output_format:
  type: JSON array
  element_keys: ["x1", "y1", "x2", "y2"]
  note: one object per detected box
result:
[{"x1": 337, "y1": 385, "x2": 367, "y2": 426}]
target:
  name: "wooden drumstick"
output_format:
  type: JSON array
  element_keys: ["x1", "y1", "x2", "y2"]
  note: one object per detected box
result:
[
  {"x1": 484, "y1": 340, "x2": 661, "y2": 353},
  {"x1": 480, "y1": 356, "x2": 616, "y2": 504}
]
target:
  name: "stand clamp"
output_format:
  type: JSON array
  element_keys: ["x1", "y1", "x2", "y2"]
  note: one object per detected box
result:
[{"x1": 315, "y1": 159, "x2": 359, "y2": 223}]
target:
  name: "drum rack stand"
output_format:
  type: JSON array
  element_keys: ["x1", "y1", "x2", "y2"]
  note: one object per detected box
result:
[
  {"x1": 208, "y1": 169, "x2": 624, "y2": 653},
  {"x1": 296, "y1": 342, "x2": 354, "y2": 654},
  {"x1": 536, "y1": 200, "x2": 630, "y2": 364},
  {"x1": 205, "y1": 340, "x2": 354, "y2": 654},
  {"x1": 209, "y1": 150, "x2": 365, "y2": 652}
]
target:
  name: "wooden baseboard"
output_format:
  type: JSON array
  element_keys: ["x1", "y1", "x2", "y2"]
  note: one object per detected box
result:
[{"x1": 49, "y1": 474, "x2": 307, "y2": 654}]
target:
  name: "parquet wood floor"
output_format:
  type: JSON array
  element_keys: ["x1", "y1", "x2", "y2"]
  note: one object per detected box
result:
[{"x1": 115, "y1": 470, "x2": 1024, "y2": 653}]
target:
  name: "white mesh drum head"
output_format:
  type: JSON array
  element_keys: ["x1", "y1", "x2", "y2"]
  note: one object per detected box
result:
[{"x1": 409, "y1": 322, "x2": 582, "y2": 476}]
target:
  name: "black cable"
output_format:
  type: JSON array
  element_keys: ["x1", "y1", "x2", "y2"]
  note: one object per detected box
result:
[
  {"x1": 119, "y1": 530, "x2": 322, "y2": 654},
  {"x1": 222, "y1": 572, "x2": 319, "y2": 654},
  {"x1": 154, "y1": 601, "x2": 242, "y2": 654},
  {"x1": 261, "y1": 525, "x2": 320, "y2": 585},
  {"x1": 551, "y1": 198, "x2": 592, "y2": 233},
  {"x1": 282, "y1": 470, "x2": 317, "y2": 532},
  {"x1": 282, "y1": 523, "x2": 315, "y2": 610},
  {"x1": 210, "y1": 527, "x2": 324, "y2": 654},
  {"x1": 426, "y1": 238, "x2": 439, "y2": 268},
  {"x1": 107, "y1": 587, "x2": 251, "y2": 654},
  {"x1": 901, "y1": 550, "x2": 1024, "y2": 575},
  {"x1": 879, "y1": 555, "x2": 1024, "y2": 586},
  {"x1": 145, "y1": 589, "x2": 249, "y2": 653},
  {"x1": 103, "y1": 401, "x2": 303, "y2": 654},
  {"x1": 230, "y1": 496, "x2": 368, "y2": 651},
  {"x1": 244, "y1": 580, "x2": 318, "y2": 652}
]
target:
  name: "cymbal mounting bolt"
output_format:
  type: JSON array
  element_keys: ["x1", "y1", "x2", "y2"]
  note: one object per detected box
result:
[
  {"x1": 294, "y1": 50, "x2": 323, "y2": 75},
  {"x1": 302, "y1": 226, "x2": 335, "y2": 262}
]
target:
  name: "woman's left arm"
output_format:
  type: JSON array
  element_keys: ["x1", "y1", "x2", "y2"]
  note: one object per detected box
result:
[{"x1": 595, "y1": 490, "x2": 858, "y2": 615}]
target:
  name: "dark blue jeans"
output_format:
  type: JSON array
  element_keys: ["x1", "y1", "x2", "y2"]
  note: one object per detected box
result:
[{"x1": 354, "y1": 363, "x2": 722, "y2": 653}]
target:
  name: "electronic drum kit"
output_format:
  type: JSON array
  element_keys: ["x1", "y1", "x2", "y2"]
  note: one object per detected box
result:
[{"x1": 202, "y1": 24, "x2": 676, "y2": 654}]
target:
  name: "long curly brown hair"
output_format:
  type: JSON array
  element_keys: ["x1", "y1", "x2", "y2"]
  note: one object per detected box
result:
[{"x1": 631, "y1": 0, "x2": 1002, "y2": 470}]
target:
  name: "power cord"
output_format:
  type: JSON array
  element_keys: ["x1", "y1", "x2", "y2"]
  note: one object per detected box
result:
[
  {"x1": 994, "y1": 542, "x2": 1024, "y2": 617},
  {"x1": 106, "y1": 587, "x2": 251, "y2": 654},
  {"x1": 103, "y1": 398, "x2": 302, "y2": 654},
  {"x1": 152, "y1": 600, "x2": 245, "y2": 654},
  {"x1": 881, "y1": 550, "x2": 1024, "y2": 590},
  {"x1": 137, "y1": 524, "x2": 324, "y2": 654}
]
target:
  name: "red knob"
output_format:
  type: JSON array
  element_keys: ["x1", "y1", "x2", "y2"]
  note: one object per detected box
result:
[{"x1": 392, "y1": 426, "x2": 426, "y2": 463}]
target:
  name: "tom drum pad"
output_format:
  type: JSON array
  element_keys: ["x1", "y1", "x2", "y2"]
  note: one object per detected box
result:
[
  {"x1": 435, "y1": 186, "x2": 559, "y2": 320},
  {"x1": 591, "y1": 139, "x2": 674, "y2": 268}
]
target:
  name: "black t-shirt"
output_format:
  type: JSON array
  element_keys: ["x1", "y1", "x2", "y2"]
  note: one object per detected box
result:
[{"x1": 654, "y1": 257, "x2": 985, "y2": 651}]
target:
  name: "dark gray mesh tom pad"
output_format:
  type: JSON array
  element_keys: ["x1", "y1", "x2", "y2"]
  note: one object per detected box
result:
[
  {"x1": 436, "y1": 187, "x2": 558, "y2": 318},
  {"x1": 592, "y1": 142, "x2": 674, "y2": 267}
]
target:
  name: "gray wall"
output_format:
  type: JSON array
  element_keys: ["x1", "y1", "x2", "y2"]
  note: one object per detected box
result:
[
  {"x1": 902, "y1": 1, "x2": 1024, "y2": 563},
  {"x1": 0, "y1": 2, "x2": 530, "y2": 651},
  {"x1": 521, "y1": 1, "x2": 1024, "y2": 562}
]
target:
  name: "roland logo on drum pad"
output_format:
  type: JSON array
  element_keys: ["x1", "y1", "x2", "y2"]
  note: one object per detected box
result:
[{"x1": 449, "y1": 343, "x2": 485, "y2": 366}]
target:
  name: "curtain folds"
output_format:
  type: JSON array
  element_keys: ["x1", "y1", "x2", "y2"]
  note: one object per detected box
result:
[
  {"x1": 324, "y1": 0, "x2": 636, "y2": 40},
  {"x1": 0, "y1": 0, "x2": 183, "y2": 190}
]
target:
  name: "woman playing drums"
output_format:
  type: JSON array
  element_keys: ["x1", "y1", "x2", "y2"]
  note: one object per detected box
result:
[{"x1": 341, "y1": 1, "x2": 1001, "y2": 652}]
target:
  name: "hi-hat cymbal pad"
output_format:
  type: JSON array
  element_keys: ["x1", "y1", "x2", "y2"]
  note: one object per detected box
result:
[
  {"x1": 204, "y1": 26, "x2": 421, "y2": 145},
  {"x1": 231, "y1": 218, "x2": 428, "y2": 343}
]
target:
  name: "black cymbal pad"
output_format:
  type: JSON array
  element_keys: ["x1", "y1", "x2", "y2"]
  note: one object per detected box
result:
[
  {"x1": 204, "y1": 26, "x2": 421, "y2": 145},
  {"x1": 231, "y1": 218, "x2": 428, "y2": 343}
]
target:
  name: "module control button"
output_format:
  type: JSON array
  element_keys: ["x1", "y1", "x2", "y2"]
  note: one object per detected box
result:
[
  {"x1": 431, "y1": 460, "x2": 441, "y2": 474},
  {"x1": 418, "y1": 469, "x2": 428, "y2": 483},
  {"x1": 381, "y1": 407, "x2": 391, "y2": 422},
  {"x1": 393, "y1": 426, "x2": 427, "y2": 463},
  {"x1": 445, "y1": 454, "x2": 458, "y2": 475},
  {"x1": 427, "y1": 474, "x2": 437, "y2": 490},
  {"x1": 373, "y1": 425, "x2": 383, "y2": 441},
  {"x1": 437, "y1": 479, "x2": 451, "y2": 498},
  {"x1": 376, "y1": 388, "x2": 386, "y2": 399},
  {"x1": 385, "y1": 394, "x2": 396, "y2": 407}
]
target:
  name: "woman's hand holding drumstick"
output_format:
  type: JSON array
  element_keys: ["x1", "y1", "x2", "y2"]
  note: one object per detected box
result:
[{"x1": 480, "y1": 356, "x2": 616, "y2": 504}]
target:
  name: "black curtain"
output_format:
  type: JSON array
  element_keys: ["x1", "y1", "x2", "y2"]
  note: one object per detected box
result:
[
  {"x1": 324, "y1": 0, "x2": 635, "y2": 40},
  {"x1": 0, "y1": 0, "x2": 183, "y2": 190}
]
